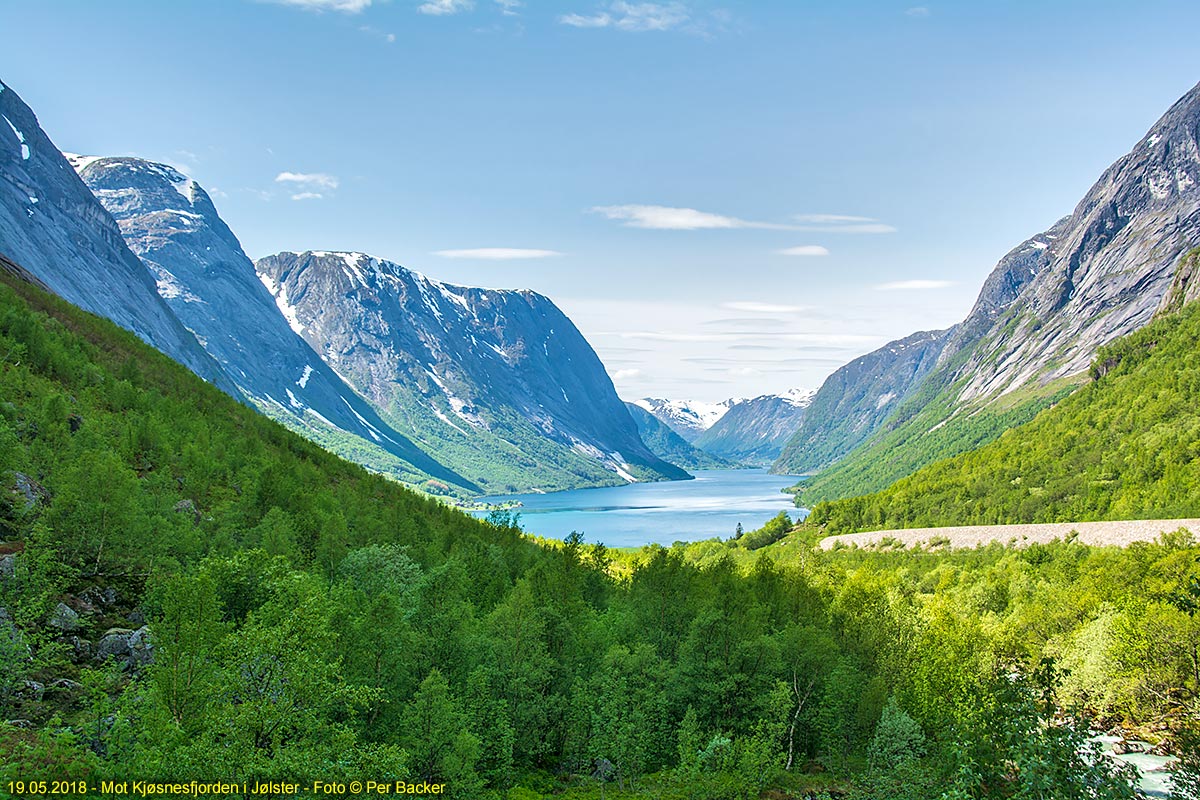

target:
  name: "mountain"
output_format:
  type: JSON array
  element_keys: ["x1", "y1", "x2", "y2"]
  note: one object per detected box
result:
[
  {"x1": 807, "y1": 263, "x2": 1200, "y2": 533},
  {"x1": 625, "y1": 402, "x2": 735, "y2": 470},
  {"x1": 772, "y1": 328, "x2": 952, "y2": 475},
  {"x1": 632, "y1": 397, "x2": 737, "y2": 442},
  {"x1": 693, "y1": 389, "x2": 815, "y2": 466},
  {"x1": 789, "y1": 79, "x2": 1200, "y2": 504},
  {"x1": 0, "y1": 80, "x2": 236, "y2": 395},
  {"x1": 255, "y1": 251, "x2": 689, "y2": 494},
  {"x1": 69, "y1": 155, "x2": 473, "y2": 494}
]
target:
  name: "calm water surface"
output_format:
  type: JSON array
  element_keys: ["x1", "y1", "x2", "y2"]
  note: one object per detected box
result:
[{"x1": 475, "y1": 469, "x2": 806, "y2": 548}]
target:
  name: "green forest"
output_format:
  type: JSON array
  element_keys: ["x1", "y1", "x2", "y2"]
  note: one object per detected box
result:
[{"x1": 1, "y1": 269, "x2": 1198, "y2": 800}]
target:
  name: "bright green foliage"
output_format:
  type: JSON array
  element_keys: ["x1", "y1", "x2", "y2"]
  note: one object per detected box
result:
[{"x1": 807, "y1": 298, "x2": 1200, "y2": 534}]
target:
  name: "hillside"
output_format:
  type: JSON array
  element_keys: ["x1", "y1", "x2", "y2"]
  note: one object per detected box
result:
[
  {"x1": 806, "y1": 267, "x2": 1200, "y2": 534},
  {"x1": 694, "y1": 390, "x2": 814, "y2": 466},
  {"x1": 782, "y1": 80, "x2": 1200, "y2": 503}
]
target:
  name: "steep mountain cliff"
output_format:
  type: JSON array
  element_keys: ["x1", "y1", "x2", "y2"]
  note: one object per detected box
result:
[
  {"x1": 71, "y1": 155, "x2": 473, "y2": 493},
  {"x1": 255, "y1": 251, "x2": 689, "y2": 493},
  {"x1": 625, "y1": 402, "x2": 734, "y2": 470},
  {"x1": 772, "y1": 328, "x2": 952, "y2": 475},
  {"x1": 0, "y1": 80, "x2": 235, "y2": 394},
  {"x1": 792, "y1": 80, "x2": 1200, "y2": 503},
  {"x1": 693, "y1": 389, "x2": 814, "y2": 466}
]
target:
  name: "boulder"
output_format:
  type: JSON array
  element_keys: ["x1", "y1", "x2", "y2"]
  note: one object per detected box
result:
[
  {"x1": 48, "y1": 602, "x2": 80, "y2": 632},
  {"x1": 0, "y1": 553, "x2": 16, "y2": 581},
  {"x1": 12, "y1": 472, "x2": 50, "y2": 511},
  {"x1": 95, "y1": 626, "x2": 153, "y2": 669}
]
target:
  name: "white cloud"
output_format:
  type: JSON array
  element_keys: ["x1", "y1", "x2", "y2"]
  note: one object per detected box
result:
[
  {"x1": 418, "y1": 0, "x2": 473, "y2": 15},
  {"x1": 433, "y1": 248, "x2": 564, "y2": 260},
  {"x1": 560, "y1": 2, "x2": 689, "y2": 32},
  {"x1": 275, "y1": 171, "x2": 340, "y2": 190},
  {"x1": 291, "y1": 192, "x2": 325, "y2": 201},
  {"x1": 609, "y1": 368, "x2": 642, "y2": 380},
  {"x1": 875, "y1": 279, "x2": 953, "y2": 291},
  {"x1": 262, "y1": 0, "x2": 372, "y2": 12},
  {"x1": 905, "y1": 7, "x2": 931, "y2": 17},
  {"x1": 495, "y1": 0, "x2": 521, "y2": 15},
  {"x1": 721, "y1": 302, "x2": 808, "y2": 314},
  {"x1": 793, "y1": 213, "x2": 897, "y2": 234},
  {"x1": 591, "y1": 204, "x2": 793, "y2": 230},
  {"x1": 776, "y1": 245, "x2": 830, "y2": 257}
]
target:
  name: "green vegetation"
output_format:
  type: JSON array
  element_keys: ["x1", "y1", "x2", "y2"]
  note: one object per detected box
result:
[
  {"x1": 805, "y1": 297, "x2": 1200, "y2": 535},
  {"x1": 0, "y1": 270, "x2": 1194, "y2": 798}
]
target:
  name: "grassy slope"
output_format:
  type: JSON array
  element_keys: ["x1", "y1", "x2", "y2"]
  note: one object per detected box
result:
[{"x1": 804, "y1": 297, "x2": 1200, "y2": 535}]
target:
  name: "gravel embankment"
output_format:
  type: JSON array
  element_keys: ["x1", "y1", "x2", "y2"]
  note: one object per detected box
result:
[{"x1": 819, "y1": 518, "x2": 1200, "y2": 550}]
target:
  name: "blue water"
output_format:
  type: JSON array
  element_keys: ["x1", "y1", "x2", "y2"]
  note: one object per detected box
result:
[{"x1": 474, "y1": 469, "x2": 805, "y2": 548}]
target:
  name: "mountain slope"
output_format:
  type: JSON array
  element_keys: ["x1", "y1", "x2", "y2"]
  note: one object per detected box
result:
[
  {"x1": 807, "y1": 271, "x2": 1200, "y2": 533},
  {"x1": 693, "y1": 389, "x2": 814, "y2": 466},
  {"x1": 256, "y1": 251, "x2": 689, "y2": 494},
  {"x1": 772, "y1": 328, "x2": 952, "y2": 475},
  {"x1": 625, "y1": 402, "x2": 734, "y2": 470},
  {"x1": 0, "y1": 79, "x2": 236, "y2": 395},
  {"x1": 71, "y1": 155, "x2": 473, "y2": 494},
  {"x1": 795, "y1": 79, "x2": 1200, "y2": 503},
  {"x1": 631, "y1": 397, "x2": 736, "y2": 442}
]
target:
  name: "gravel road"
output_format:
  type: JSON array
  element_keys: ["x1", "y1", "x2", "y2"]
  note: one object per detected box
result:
[{"x1": 819, "y1": 518, "x2": 1200, "y2": 550}]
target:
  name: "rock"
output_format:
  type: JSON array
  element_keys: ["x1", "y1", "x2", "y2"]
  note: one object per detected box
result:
[
  {"x1": 12, "y1": 472, "x2": 49, "y2": 511},
  {"x1": 128, "y1": 626, "x2": 153, "y2": 667},
  {"x1": 1112, "y1": 739, "x2": 1144, "y2": 755},
  {"x1": 50, "y1": 678, "x2": 83, "y2": 691},
  {"x1": 591, "y1": 758, "x2": 616, "y2": 782},
  {"x1": 48, "y1": 602, "x2": 80, "y2": 632},
  {"x1": 0, "y1": 553, "x2": 16, "y2": 581},
  {"x1": 79, "y1": 585, "x2": 118, "y2": 608},
  {"x1": 95, "y1": 628, "x2": 134, "y2": 662},
  {"x1": 69, "y1": 636, "x2": 92, "y2": 662},
  {"x1": 1148, "y1": 739, "x2": 1173, "y2": 756},
  {"x1": 173, "y1": 498, "x2": 200, "y2": 524},
  {"x1": 127, "y1": 608, "x2": 146, "y2": 626},
  {"x1": 20, "y1": 680, "x2": 44, "y2": 701},
  {"x1": 4, "y1": 719, "x2": 33, "y2": 729}
]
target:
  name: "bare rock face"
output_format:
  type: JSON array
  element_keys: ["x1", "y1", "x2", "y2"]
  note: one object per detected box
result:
[
  {"x1": 255, "y1": 251, "x2": 688, "y2": 493},
  {"x1": 73, "y1": 156, "x2": 471, "y2": 493},
  {"x1": 0, "y1": 80, "x2": 237, "y2": 395},
  {"x1": 950, "y1": 81, "x2": 1200, "y2": 402}
]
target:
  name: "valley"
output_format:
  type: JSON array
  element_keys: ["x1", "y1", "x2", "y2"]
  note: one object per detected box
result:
[{"x1": 2, "y1": 7, "x2": 1200, "y2": 798}]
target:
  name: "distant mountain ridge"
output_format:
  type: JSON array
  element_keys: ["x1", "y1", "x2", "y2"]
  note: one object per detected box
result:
[
  {"x1": 779, "y1": 79, "x2": 1200, "y2": 502},
  {"x1": 693, "y1": 389, "x2": 815, "y2": 466},
  {"x1": 632, "y1": 397, "x2": 738, "y2": 442},
  {"x1": 625, "y1": 402, "x2": 735, "y2": 470}
]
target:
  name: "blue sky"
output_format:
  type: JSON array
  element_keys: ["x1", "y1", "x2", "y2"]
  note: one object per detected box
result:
[{"x1": 3, "y1": 0, "x2": 1199, "y2": 400}]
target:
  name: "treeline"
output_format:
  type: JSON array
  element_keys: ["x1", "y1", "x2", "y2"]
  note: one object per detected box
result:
[
  {"x1": 805, "y1": 297, "x2": 1200, "y2": 536},
  {"x1": 0, "y1": 271, "x2": 1197, "y2": 798}
]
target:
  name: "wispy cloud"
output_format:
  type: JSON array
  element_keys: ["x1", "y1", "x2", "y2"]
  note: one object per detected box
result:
[
  {"x1": 275, "y1": 171, "x2": 340, "y2": 190},
  {"x1": 793, "y1": 214, "x2": 897, "y2": 234},
  {"x1": 560, "y1": 2, "x2": 690, "y2": 32},
  {"x1": 905, "y1": 7, "x2": 931, "y2": 17},
  {"x1": 433, "y1": 248, "x2": 563, "y2": 260},
  {"x1": 495, "y1": 0, "x2": 521, "y2": 15},
  {"x1": 875, "y1": 279, "x2": 953, "y2": 291},
  {"x1": 290, "y1": 192, "x2": 325, "y2": 201},
  {"x1": 609, "y1": 368, "x2": 642, "y2": 381},
  {"x1": 591, "y1": 204, "x2": 793, "y2": 231},
  {"x1": 776, "y1": 245, "x2": 830, "y2": 257},
  {"x1": 262, "y1": 0, "x2": 372, "y2": 12},
  {"x1": 418, "y1": 0, "x2": 473, "y2": 14},
  {"x1": 721, "y1": 302, "x2": 808, "y2": 314}
]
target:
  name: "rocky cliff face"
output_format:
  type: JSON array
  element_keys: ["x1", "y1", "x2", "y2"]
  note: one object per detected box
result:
[
  {"x1": 255, "y1": 251, "x2": 689, "y2": 493},
  {"x1": 72, "y1": 156, "x2": 472, "y2": 492},
  {"x1": 772, "y1": 328, "x2": 952, "y2": 475},
  {"x1": 948, "y1": 82, "x2": 1200, "y2": 401},
  {"x1": 0, "y1": 80, "x2": 235, "y2": 394},
  {"x1": 783, "y1": 80, "x2": 1200, "y2": 499},
  {"x1": 694, "y1": 389, "x2": 814, "y2": 466}
]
